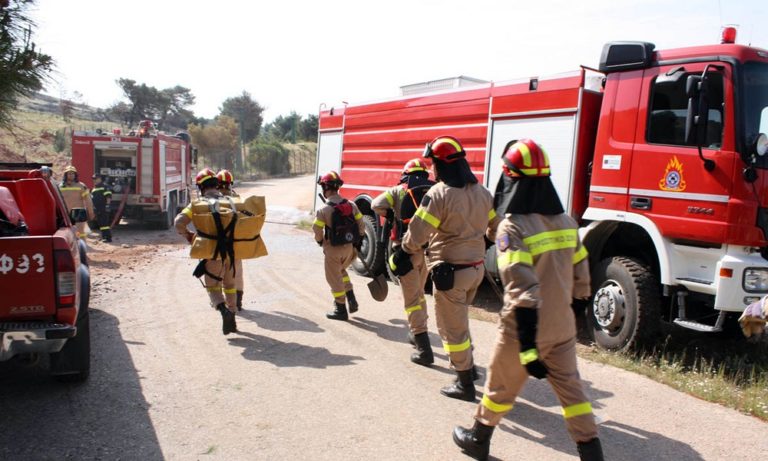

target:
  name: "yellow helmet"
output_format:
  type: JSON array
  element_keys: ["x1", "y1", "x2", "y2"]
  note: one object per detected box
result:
[{"x1": 63, "y1": 165, "x2": 78, "y2": 174}]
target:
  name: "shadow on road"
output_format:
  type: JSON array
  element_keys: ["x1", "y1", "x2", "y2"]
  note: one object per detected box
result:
[
  {"x1": 0, "y1": 309, "x2": 163, "y2": 460},
  {"x1": 238, "y1": 310, "x2": 324, "y2": 333},
  {"x1": 488, "y1": 378, "x2": 703, "y2": 460},
  {"x1": 228, "y1": 331, "x2": 364, "y2": 368}
]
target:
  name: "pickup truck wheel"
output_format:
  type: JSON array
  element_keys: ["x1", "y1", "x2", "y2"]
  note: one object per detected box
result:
[
  {"x1": 588, "y1": 256, "x2": 661, "y2": 351},
  {"x1": 352, "y1": 215, "x2": 384, "y2": 277},
  {"x1": 50, "y1": 306, "x2": 91, "y2": 383}
]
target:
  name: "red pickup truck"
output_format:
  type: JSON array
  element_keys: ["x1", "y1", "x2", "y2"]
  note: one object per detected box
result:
[{"x1": 0, "y1": 163, "x2": 91, "y2": 382}]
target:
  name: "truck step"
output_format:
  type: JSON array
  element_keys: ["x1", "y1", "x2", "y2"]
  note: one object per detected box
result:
[{"x1": 673, "y1": 318, "x2": 723, "y2": 333}]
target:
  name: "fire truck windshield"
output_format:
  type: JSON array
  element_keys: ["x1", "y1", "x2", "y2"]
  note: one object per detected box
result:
[{"x1": 742, "y1": 61, "x2": 768, "y2": 166}]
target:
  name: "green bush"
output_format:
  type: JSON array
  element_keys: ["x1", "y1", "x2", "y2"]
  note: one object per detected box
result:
[{"x1": 248, "y1": 140, "x2": 291, "y2": 176}]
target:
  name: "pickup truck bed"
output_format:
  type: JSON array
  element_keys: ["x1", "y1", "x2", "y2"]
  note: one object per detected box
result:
[{"x1": 0, "y1": 164, "x2": 91, "y2": 382}]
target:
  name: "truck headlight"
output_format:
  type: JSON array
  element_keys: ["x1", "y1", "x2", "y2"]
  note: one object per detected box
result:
[{"x1": 743, "y1": 268, "x2": 768, "y2": 292}]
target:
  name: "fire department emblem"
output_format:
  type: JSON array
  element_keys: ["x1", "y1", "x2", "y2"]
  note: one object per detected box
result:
[{"x1": 658, "y1": 156, "x2": 687, "y2": 192}]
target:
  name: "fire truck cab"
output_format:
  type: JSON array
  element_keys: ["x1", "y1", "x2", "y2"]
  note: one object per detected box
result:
[{"x1": 316, "y1": 30, "x2": 768, "y2": 350}]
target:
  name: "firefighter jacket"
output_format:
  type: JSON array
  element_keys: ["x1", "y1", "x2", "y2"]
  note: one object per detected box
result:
[
  {"x1": 372, "y1": 185, "x2": 406, "y2": 221},
  {"x1": 313, "y1": 193, "x2": 365, "y2": 248},
  {"x1": 91, "y1": 184, "x2": 112, "y2": 212},
  {"x1": 496, "y1": 213, "x2": 591, "y2": 345},
  {"x1": 59, "y1": 181, "x2": 94, "y2": 219},
  {"x1": 175, "y1": 190, "x2": 268, "y2": 260},
  {"x1": 401, "y1": 182, "x2": 499, "y2": 269}
]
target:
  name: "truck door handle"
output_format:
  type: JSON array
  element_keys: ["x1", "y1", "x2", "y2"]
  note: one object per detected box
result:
[{"x1": 630, "y1": 196, "x2": 652, "y2": 210}]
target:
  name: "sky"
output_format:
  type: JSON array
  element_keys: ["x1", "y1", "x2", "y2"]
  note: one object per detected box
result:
[{"x1": 29, "y1": 0, "x2": 767, "y2": 123}]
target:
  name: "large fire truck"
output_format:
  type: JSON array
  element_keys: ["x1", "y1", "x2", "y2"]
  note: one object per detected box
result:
[
  {"x1": 71, "y1": 121, "x2": 195, "y2": 229},
  {"x1": 315, "y1": 29, "x2": 768, "y2": 350}
]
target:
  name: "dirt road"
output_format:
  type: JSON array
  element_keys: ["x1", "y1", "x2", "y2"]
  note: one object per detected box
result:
[{"x1": 1, "y1": 175, "x2": 766, "y2": 460}]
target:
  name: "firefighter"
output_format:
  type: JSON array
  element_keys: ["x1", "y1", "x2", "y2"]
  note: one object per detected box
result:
[
  {"x1": 90, "y1": 174, "x2": 113, "y2": 242},
  {"x1": 58, "y1": 165, "x2": 94, "y2": 238},
  {"x1": 398, "y1": 136, "x2": 500, "y2": 401},
  {"x1": 739, "y1": 295, "x2": 768, "y2": 338},
  {"x1": 217, "y1": 169, "x2": 245, "y2": 311},
  {"x1": 453, "y1": 139, "x2": 603, "y2": 461},
  {"x1": 372, "y1": 158, "x2": 435, "y2": 366},
  {"x1": 40, "y1": 166, "x2": 53, "y2": 180},
  {"x1": 174, "y1": 168, "x2": 238, "y2": 335},
  {"x1": 313, "y1": 171, "x2": 365, "y2": 321}
]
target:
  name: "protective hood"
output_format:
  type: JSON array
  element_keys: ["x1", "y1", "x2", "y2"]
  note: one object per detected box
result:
[
  {"x1": 494, "y1": 173, "x2": 564, "y2": 215},
  {"x1": 434, "y1": 158, "x2": 477, "y2": 188}
]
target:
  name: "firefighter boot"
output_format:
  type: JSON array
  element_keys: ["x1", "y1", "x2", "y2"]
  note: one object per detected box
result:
[
  {"x1": 452, "y1": 420, "x2": 495, "y2": 461},
  {"x1": 236, "y1": 290, "x2": 244, "y2": 311},
  {"x1": 216, "y1": 303, "x2": 236, "y2": 335},
  {"x1": 577, "y1": 438, "x2": 605, "y2": 461},
  {"x1": 102, "y1": 228, "x2": 112, "y2": 243},
  {"x1": 326, "y1": 301, "x2": 348, "y2": 321},
  {"x1": 410, "y1": 332, "x2": 434, "y2": 366},
  {"x1": 347, "y1": 290, "x2": 359, "y2": 314},
  {"x1": 440, "y1": 369, "x2": 475, "y2": 401}
]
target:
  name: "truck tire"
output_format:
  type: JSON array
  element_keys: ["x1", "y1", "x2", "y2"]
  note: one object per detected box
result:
[
  {"x1": 78, "y1": 239, "x2": 89, "y2": 266},
  {"x1": 50, "y1": 304, "x2": 91, "y2": 383},
  {"x1": 158, "y1": 194, "x2": 177, "y2": 230},
  {"x1": 352, "y1": 215, "x2": 384, "y2": 277},
  {"x1": 588, "y1": 256, "x2": 661, "y2": 351}
]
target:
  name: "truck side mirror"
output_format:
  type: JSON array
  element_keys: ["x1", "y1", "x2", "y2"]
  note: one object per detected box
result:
[
  {"x1": 69, "y1": 208, "x2": 88, "y2": 223},
  {"x1": 685, "y1": 74, "x2": 710, "y2": 146}
]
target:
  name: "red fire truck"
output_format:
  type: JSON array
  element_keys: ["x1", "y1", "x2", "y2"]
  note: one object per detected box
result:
[
  {"x1": 315, "y1": 29, "x2": 768, "y2": 350},
  {"x1": 71, "y1": 122, "x2": 195, "y2": 229}
]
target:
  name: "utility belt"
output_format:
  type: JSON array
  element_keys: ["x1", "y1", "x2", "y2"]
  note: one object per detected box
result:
[{"x1": 430, "y1": 260, "x2": 483, "y2": 291}]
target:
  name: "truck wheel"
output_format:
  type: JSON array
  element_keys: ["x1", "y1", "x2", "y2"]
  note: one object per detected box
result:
[
  {"x1": 352, "y1": 215, "x2": 384, "y2": 277},
  {"x1": 50, "y1": 305, "x2": 91, "y2": 383},
  {"x1": 588, "y1": 256, "x2": 660, "y2": 351},
  {"x1": 158, "y1": 195, "x2": 177, "y2": 230}
]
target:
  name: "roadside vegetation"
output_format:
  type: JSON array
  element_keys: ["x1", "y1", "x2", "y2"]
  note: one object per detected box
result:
[{"x1": 572, "y1": 315, "x2": 768, "y2": 421}]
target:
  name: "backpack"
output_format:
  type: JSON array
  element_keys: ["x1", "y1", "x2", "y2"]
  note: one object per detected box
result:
[
  {"x1": 328, "y1": 199, "x2": 359, "y2": 246},
  {"x1": 399, "y1": 175, "x2": 435, "y2": 223}
]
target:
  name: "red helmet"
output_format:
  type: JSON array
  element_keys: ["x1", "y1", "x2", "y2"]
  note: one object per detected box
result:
[
  {"x1": 422, "y1": 136, "x2": 465, "y2": 163},
  {"x1": 402, "y1": 158, "x2": 428, "y2": 175},
  {"x1": 195, "y1": 168, "x2": 217, "y2": 187},
  {"x1": 317, "y1": 170, "x2": 343, "y2": 188},
  {"x1": 501, "y1": 139, "x2": 551, "y2": 177},
  {"x1": 216, "y1": 169, "x2": 234, "y2": 185}
]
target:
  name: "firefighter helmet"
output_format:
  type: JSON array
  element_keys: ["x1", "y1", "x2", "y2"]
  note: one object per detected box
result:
[
  {"x1": 422, "y1": 136, "x2": 465, "y2": 163},
  {"x1": 63, "y1": 165, "x2": 78, "y2": 174},
  {"x1": 216, "y1": 169, "x2": 234, "y2": 185},
  {"x1": 501, "y1": 139, "x2": 551, "y2": 177},
  {"x1": 317, "y1": 171, "x2": 343, "y2": 189},
  {"x1": 195, "y1": 168, "x2": 217, "y2": 188},
  {"x1": 402, "y1": 158, "x2": 428, "y2": 175}
]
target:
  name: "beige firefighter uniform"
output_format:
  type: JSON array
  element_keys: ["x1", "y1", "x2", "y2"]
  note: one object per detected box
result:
[
  {"x1": 402, "y1": 182, "x2": 500, "y2": 371},
  {"x1": 313, "y1": 193, "x2": 365, "y2": 305},
  {"x1": 174, "y1": 190, "x2": 237, "y2": 314},
  {"x1": 372, "y1": 185, "x2": 429, "y2": 334},
  {"x1": 475, "y1": 214, "x2": 597, "y2": 443},
  {"x1": 59, "y1": 181, "x2": 94, "y2": 238}
]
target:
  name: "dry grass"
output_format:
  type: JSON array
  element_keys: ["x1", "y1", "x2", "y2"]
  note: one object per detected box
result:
[{"x1": 577, "y1": 337, "x2": 768, "y2": 421}]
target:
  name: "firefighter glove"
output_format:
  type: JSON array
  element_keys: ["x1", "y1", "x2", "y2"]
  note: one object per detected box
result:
[
  {"x1": 316, "y1": 240, "x2": 323, "y2": 247},
  {"x1": 389, "y1": 246, "x2": 413, "y2": 277},
  {"x1": 515, "y1": 307, "x2": 548, "y2": 379}
]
